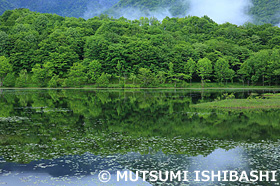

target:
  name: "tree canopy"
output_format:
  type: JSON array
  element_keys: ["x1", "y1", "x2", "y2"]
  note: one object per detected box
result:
[{"x1": 0, "y1": 9, "x2": 280, "y2": 87}]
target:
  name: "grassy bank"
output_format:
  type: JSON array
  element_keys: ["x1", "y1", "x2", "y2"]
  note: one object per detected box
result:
[{"x1": 192, "y1": 94, "x2": 280, "y2": 110}]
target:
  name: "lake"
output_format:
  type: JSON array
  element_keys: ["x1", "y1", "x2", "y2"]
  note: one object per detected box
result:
[{"x1": 0, "y1": 89, "x2": 280, "y2": 185}]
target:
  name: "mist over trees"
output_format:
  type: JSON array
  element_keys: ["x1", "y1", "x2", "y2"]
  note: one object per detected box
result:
[
  {"x1": 1, "y1": 0, "x2": 280, "y2": 25},
  {"x1": 1, "y1": 9, "x2": 280, "y2": 87},
  {"x1": 0, "y1": 0, "x2": 15, "y2": 15}
]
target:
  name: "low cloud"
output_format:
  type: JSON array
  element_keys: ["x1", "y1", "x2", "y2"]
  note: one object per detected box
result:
[
  {"x1": 83, "y1": 0, "x2": 119, "y2": 19},
  {"x1": 113, "y1": 7, "x2": 173, "y2": 20},
  {"x1": 187, "y1": 0, "x2": 253, "y2": 25},
  {"x1": 83, "y1": 0, "x2": 254, "y2": 25}
]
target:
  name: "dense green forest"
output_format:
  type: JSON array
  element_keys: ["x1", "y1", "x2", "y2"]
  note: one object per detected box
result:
[{"x1": 0, "y1": 9, "x2": 280, "y2": 88}]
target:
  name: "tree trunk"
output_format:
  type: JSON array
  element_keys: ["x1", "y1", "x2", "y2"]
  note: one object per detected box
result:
[
  {"x1": 263, "y1": 75, "x2": 264, "y2": 87},
  {"x1": 0, "y1": 77, "x2": 2, "y2": 87}
]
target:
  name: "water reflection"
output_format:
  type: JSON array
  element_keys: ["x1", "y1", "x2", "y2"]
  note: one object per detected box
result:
[
  {"x1": 0, "y1": 89, "x2": 280, "y2": 185},
  {"x1": 1, "y1": 145, "x2": 279, "y2": 185},
  {"x1": 0, "y1": 148, "x2": 248, "y2": 185}
]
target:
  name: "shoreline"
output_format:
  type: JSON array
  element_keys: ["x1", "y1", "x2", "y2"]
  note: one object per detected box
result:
[{"x1": 1, "y1": 87, "x2": 280, "y2": 90}]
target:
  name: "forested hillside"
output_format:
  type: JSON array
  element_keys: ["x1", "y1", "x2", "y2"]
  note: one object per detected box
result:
[
  {"x1": 0, "y1": 0, "x2": 14, "y2": 15},
  {"x1": 250, "y1": 0, "x2": 280, "y2": 25},
  {"x1": 105, "y1": 0, "x2": 189, "y2": 18},
  {"x1": 8, "y1": 0, "x2": 90, "y2": 18},
  {"x1": 0, "y1": 0, "x2": 119, "y2": 18},
  {"x1": 0, "y1": 9, "x2": 280, "y2": 88},
  {"x1": 0, "y1": 0, "x2": 280, "y2": 26}
]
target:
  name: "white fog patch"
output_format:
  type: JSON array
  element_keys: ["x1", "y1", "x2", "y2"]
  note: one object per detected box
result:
[
  {"x1": 83, "y1": 0, "x2": 120, "y2": 19},
  {"x1": 83, "y1": 6, "x2": 105, "y2": 19},
  {"x1": 187, "y1": 0, "x2": 253, "y2": 25},
  {"x1": 82, "y1": 0, "x2": 254, "y2": 24},
  {"x1": 108, "y1": 7, "x2": 173, "y2": 21}
]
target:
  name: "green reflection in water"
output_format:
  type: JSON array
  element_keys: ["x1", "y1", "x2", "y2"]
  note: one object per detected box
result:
[
  {"x1": 0, "y1": 89, "x2": 280, "y2": 185},
  {"x1": 0, "y1": 89, "x2": 279, "y2": 164}
]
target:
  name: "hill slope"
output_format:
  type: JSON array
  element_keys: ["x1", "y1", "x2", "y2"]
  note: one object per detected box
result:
[
  {"x1": 1, "y1": 0, "x2": 119, "y2": 18},
  {"x1": 250, "y1": 0, "x2": 280, "y2": 25},
  {"x1": 0, "y1": 0, "x2": 14, "y2": 15},
  {"x1": 0, "y1": 0, "x2": 279, "y2": 25},
  {"x1": 108, "y1": 0, "x2": 280, "y2": 25},
  {"x1": 106, "y1": 0, "x2": 189, "y2": 18}
]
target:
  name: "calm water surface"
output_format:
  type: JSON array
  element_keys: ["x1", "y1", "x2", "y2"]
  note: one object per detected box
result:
[{"x1": 0, "y1": 89, "x2": 280, "y2": 186}]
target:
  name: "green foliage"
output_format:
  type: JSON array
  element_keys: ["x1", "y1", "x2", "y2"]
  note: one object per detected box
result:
[
  {"x1": 48, "y1": 75, "x2": 60, "y2": 88},
  {"x1": 214, "y1": 58, "x2": 235, "y2": 84},
  {"x1": 0, "y1": 31, "x2": 9, "y2": 56},
  {"x1": 156, "y1": 71, "x2": 166, "y2": 84},
  {"x1": 31, "y1": 63, "x2": 54, "y2": 87},
  {"x1": 196, "y1": 58, "x2": 212, "y2": 87},
  {"x1": 3, "y1": 72, "x2": 15, "y2": 87},
  {"x1": 115, "y1": 61, "x2": 123, "y2": 84},
  {"x1": 0, "y1": 9, "x2": 280, "y2": 87},
  {"x1": 138, "y1": 68, "x2": 157, "y2": 87},
  {"x1": 87, "y1": 60, "x2": 102, "y2": 83},
  {"x1": 96, "y1": 72, "x2": 110, "y2": 87},
  {"x1": 215, "y1": 93, "x2": 235, "y2": 101},
  {"x1": 240, "y1": 49, "x2": 280, "y2": 86},
  {"x1": 184, "y1": 58, "x2": 196, "y2": 85},
  {"x1": 185, "y1": 58, "x2": 196, "y2": 77},
  {"x1": 15, "y1": 69, "x2": 28, "y2": 87},
  {"x1": 63, "y1": 63, "x2": 87, "y2": 87},
  {"x1": 167, "y1": 62, "x2": 174, "y2": 83},
  {"x1": 0, "y1": 56, "x2": 12, "y2": 86},
  {"x1": 129, "y1": 73, "x2": 137, "y2": 84}
]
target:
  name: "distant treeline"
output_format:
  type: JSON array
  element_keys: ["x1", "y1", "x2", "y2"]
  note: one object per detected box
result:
[{"x1": 0, "y1": 9, "x2": 280, "y2": 87}]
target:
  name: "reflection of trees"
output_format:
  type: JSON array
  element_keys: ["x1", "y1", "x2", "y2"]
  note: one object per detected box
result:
[{"x1": 0, "y1": 90, "x2": 280, "y2": 163}]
